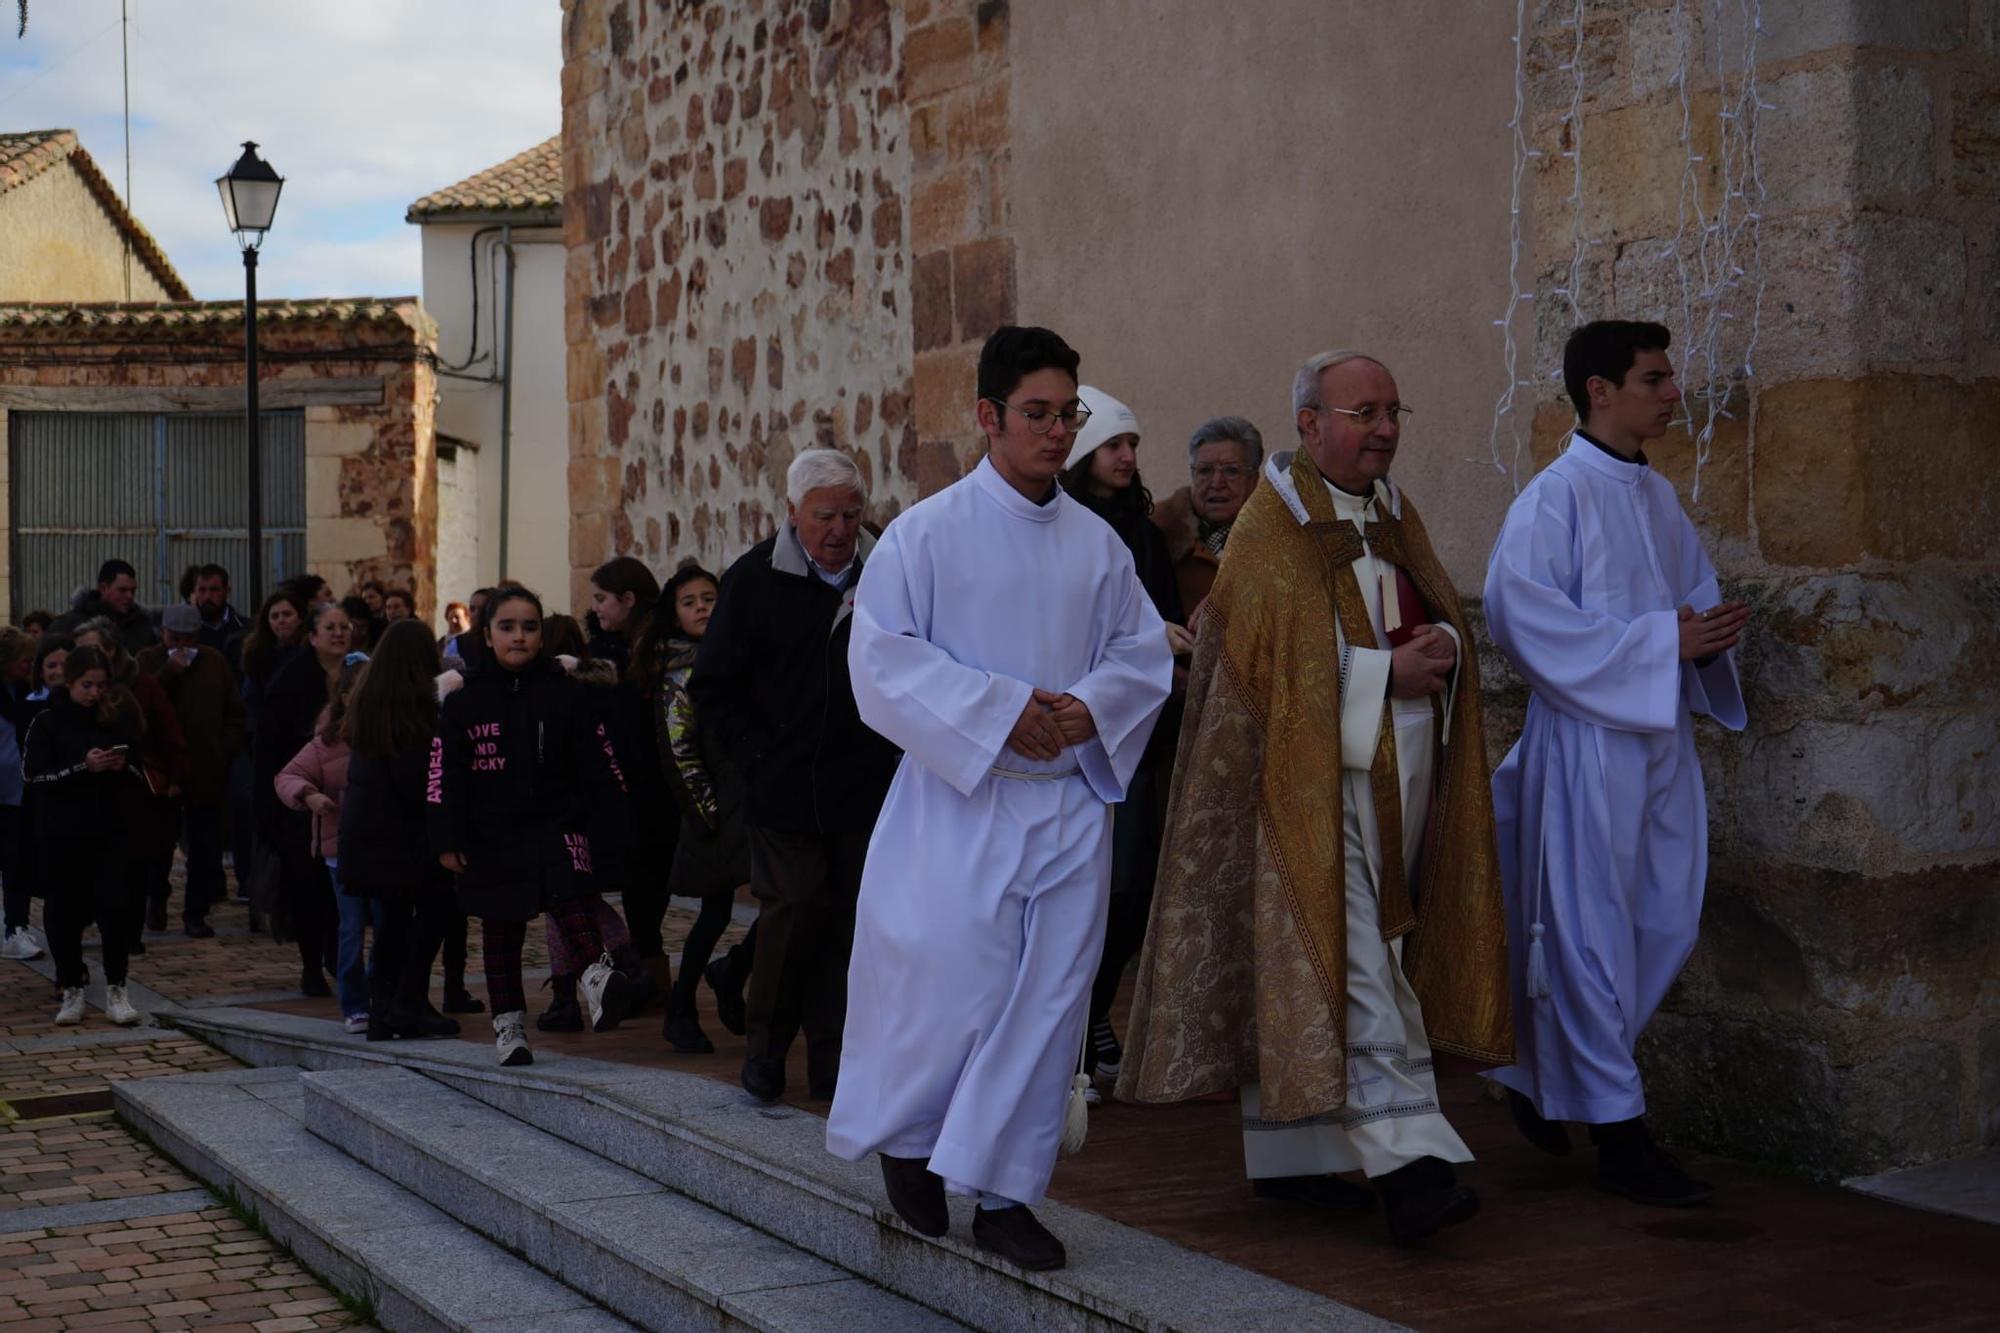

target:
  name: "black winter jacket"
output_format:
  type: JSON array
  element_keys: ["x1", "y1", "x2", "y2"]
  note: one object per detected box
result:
[
  {"x1": 427, "y1": 656, "x2": 631, "y2": 921},
  {"x1": 689, "y1": 527, "x2": 899, "y2": 833},
  {"x1": 22, "y1": 695, "x2": 138, "y2": 841},
  {"x1": 339, "y1": 745, "x2": 447, "y2": 898},
  {"x1": 254, "y1": 649, "x2": 335, "y2": 849}
]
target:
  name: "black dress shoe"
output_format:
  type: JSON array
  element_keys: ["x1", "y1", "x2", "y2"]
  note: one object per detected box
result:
[
  {"x1": 663, "y1": 1009, "x2": 715, "y2": 1054},
  {"x1": 300, "y1": 969, "x2": 331, "y2": 998},
  {"x1": 1508, "y1": 1088, "x2": 1573, "y2": 1156},
  {"x1": 1374, "y1": 1157, "x2": 1481, "y2": 1243},
  {"x1": 389, "y1": 998, "x2": 461, "y2": 1038},
  {"x1": 1592, "y1": 1119, "x2": 1712, "y2": 1207},
  {"x1": 538, "y1": 994, "x2": 585, "y2": 1033},
  {"x1": 442, "y1": 988, "x2": 485, "y2": 1014},
  {"x1": 183, "y1": 922, "x2": 216, "y2": 940},
  {"x1": 1252, "y1": 1173, "x2": 1377, "y2": 1212},
  {"x1": 972, "y1": 1204, "x2": 1066, "y2": 1271},
  {"x1": 741, "y1": 1054, "x2": 785, "y2": 1103},
  {"x1": 879, "y1": 1155, "x2": 949, "y2": 1237},
  {"x1": 704, "y1": 955, "x2": 747, "y2": 1035}
]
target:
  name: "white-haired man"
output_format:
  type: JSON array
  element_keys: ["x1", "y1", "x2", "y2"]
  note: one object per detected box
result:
[
  {"x1": 690, "y1": 448, "x2": 901, "y2": 1104},
  {"x1": 1118, "y1": 349, "x2": 1513, "y2": 1243}
]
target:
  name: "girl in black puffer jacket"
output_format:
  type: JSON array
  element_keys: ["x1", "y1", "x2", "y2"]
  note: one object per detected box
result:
[
  {"x1": 23, "y1": 646, "x2": 144, "y2": 1026},
  {"x1": 426, "y1": 585, "x2": 639, "y2": 1066}
]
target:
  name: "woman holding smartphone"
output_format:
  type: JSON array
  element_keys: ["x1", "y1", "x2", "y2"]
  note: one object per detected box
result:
[{"x1": 25, "y1": 646, "x2": 144, "y2": 1026}]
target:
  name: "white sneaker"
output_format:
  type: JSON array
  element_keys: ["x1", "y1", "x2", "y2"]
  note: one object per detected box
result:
[
  {"x1": 0, "y1": 927, "x2": 41, "y2": 960},
  {"x1": 105, "y1": 984, "x2": 142, "y2": 1026},
  {"x1": 55, "y1": 987, "x2": 86, "y2": 1025},
  {"x1": 343, "y1": 1014, "x2": 369, "y2": 1034},
  {"x1": 578, "y1": 952, "x2": 637, "y2": 1033},
  {"x1": 493, "y1": 1010, "x2": 532, "y2": 1066}
]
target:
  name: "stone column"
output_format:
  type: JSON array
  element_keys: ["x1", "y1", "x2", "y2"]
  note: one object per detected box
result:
[
  {"x1": 906, "y1": 0, "x2": 1014, "y2": 494},
  {"x1": 1522, "y1": 0, "x2": 1999, "y2": 1177}
]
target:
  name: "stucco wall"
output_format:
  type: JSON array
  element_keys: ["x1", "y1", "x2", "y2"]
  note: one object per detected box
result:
[
  {"x1": 561, "y1": 0, "x2": 916, "y2": 609},
  {"x1": 422, "y1": 222, "x2": 570, "y2": 605},
  {"x1": 0, "y1": 163, "x2": 176, "y2": 303},
  {"x1": 1008, "y1": 1, "x2": 1519, "y2": 591}
]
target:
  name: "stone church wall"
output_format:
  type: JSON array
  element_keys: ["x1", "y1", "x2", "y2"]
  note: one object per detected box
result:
[{"x1": 560, "y1": 0, "x2": 919, "y2": 608}]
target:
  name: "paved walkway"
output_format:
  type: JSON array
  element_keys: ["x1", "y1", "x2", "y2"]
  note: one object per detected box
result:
[
  {"x1": 261, "y1": 898, "x2": 1999, "y2": 1330},
  {"x1": 10, "y1": 875, "x2": 1998, "y2": 1330},
  {"x1": 0, "y1": 893, "x2": 373, "y2": 1332}
]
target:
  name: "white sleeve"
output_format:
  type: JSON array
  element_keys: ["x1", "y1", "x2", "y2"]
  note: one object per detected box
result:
[
  {"x1": 1063, "y1": 547, "x2": 1173, "y2": 803},
  {"x1": 1483, "y1": 477, "x2": 1682, "y2": 735},
  {"x1": 847, "y1": 525, "x2": 1034, "y2": 797}
]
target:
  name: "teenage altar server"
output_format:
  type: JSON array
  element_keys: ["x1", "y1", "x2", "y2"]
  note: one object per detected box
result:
[
  {"x1": 826, "y1": 325, "x2": 1172, "y2": 1272},
  {"x1": 1484, "y1": 320, "x2": 1748, "y2": 1207}
]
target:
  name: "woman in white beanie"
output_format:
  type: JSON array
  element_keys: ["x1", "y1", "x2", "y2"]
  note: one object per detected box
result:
[{"x1": 1056, "y1": 385, "x2": 1188, "y2": 1101}]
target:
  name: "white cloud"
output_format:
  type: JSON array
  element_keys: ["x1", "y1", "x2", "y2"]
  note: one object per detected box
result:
[{"x1": 2, "y1": 0, "x2": 562, "y2": 300}]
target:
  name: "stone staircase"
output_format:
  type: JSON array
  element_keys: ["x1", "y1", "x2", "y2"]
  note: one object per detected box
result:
[{"x1": 117, "y1": 1005, "x2": 1390, "y2": 1332}]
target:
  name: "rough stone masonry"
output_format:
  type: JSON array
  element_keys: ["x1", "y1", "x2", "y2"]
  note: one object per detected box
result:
[{"x1": 563, "y1": 0, "x2": 1998, "y2": 1178}]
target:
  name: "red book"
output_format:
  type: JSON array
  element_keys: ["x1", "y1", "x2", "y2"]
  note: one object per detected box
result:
[{"x1": 1383, "y1": 566, "x2": 1432, "y2": 648}]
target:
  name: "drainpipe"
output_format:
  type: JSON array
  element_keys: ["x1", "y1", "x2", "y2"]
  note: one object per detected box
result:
[{"x1": 497, "y1": 225, "x2": 516, "y2": 580}]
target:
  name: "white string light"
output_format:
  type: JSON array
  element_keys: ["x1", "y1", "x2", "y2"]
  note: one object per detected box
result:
[
  {"x1": 1485, "y1": 0, "x2": 1532, "y2": 479},
  {"x1": 1488, "y1": 0, "x2": 1767, "y2": 500},
  {"x1": 1674, "y1": 0, "x2": 1766, "y2": 502}
]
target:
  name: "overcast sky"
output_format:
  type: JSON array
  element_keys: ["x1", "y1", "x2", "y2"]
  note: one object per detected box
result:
[{"x1": 2, "y1": 0, "x2": 561, "y2": 300}]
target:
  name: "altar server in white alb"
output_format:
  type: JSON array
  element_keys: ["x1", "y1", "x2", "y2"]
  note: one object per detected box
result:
[
  {"x1": 826, "y1": 325, "x2": 1172, "y2": 1272},
  {"x1": 1484, "y1": 320, "x2": 1749, "y2": 1207}
]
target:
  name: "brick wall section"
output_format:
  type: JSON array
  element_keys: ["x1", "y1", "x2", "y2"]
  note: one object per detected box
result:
[
  {"x1": 904, "y1": 0, "x2": 1013, "y2": 493},
  {"x1": 1521, "y1": 0, "x2": 2000, "y2": 1176},
  {"x1": 560, "y1": 0, "x2": 923, "y2": 606},
  {"x1": 0, "y1": 302, "x2": 440, "y2": 617}
]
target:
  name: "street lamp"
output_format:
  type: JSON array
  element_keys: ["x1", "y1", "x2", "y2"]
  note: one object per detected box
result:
[{"x1": 215, "y1": 141, "x2": 284, "y2": 609}]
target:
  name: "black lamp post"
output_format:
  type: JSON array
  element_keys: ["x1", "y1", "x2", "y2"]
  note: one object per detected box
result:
[{"x1": 215, "y1": 141, "x2": 284, "y2": 609}]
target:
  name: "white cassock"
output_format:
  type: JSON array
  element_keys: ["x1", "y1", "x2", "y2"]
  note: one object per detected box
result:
[
  {"x1": 825, "y1": 456, "x2": 1172, "y2": 1205},
  {"x1": 1483, "y1": 434, "x2": 1746, "y2": 1124},
  {"x1": 1239, "y1": 455, "x2": 1474, "y2": 1180}
]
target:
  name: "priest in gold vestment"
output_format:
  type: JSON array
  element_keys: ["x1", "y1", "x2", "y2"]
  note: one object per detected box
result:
[{"x1": 1115, "y1": 349, "x2": 1512, "y2": 1243}]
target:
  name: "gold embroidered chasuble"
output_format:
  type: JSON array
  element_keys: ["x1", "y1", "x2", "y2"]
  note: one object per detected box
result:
[{"x1": 1116, "y1": 451, "x2": 1513, "y2": 1123}]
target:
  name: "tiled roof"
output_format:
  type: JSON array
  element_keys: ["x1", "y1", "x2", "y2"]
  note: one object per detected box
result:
[
  {"x1": 0, "y1": 297, "x2": 425, "y2": 333},
  {"x1": 0, "y1": 129, "x2": 193, "y2": 300},
  {"x1": 406, "y1": 136, "x2": 562, "y2": 222}
]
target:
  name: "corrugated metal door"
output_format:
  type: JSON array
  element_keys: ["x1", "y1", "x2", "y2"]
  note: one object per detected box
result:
[{"x1": 9, "y1": 410, "x2": 306, "y2": 618}]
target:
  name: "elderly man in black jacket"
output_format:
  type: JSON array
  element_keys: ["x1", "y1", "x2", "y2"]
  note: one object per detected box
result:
[{"x1": 691, "y1": 447, "x2": 899, "y2": 1103}]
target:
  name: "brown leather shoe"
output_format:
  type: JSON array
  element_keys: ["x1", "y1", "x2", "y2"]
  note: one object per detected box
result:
[
  {"x1": 972, "y1": 1204, "x2": 1066, "y2": 1271},
  {"x1": 879, "y1": 1155, "x2": 948, "y2": 1237}
]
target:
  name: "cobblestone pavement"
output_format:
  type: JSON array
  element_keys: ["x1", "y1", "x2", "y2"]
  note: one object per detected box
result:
[{"x1": 1, "y1": 877, "x2": 375, "y2": 1331}]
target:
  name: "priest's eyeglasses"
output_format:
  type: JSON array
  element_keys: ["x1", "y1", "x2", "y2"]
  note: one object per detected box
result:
[
  {"x1": 1324, "y1": 403, "x2": 1415, "y2": 429},
  {"x1": 985, "y1": 397, "x2": 1094, "y2": 436}
]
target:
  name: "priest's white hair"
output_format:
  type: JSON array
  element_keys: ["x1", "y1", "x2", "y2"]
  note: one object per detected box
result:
[
  {"x1": 1291, "y1": 348, "x2": 1383, "y2": 419},
  {"x1": 787, "y1": 447, "x2": 868, "y2": 505}
]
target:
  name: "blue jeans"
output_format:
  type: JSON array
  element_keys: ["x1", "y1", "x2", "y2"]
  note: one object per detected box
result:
[{"x1": 330, "y1": 864, "x2": 387, "y2": 1017}]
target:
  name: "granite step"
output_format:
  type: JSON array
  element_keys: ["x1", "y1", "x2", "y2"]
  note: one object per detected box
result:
[
  {"x1": 171, "y1": 1004, "x2": 1393, "y2": 1332},
  {"x1": 299, "y1": 1064, "x2": 963, "y2": 1331},
  {"x1": 112, "y1": 1066, "x2": 635, "y2": 1333}
]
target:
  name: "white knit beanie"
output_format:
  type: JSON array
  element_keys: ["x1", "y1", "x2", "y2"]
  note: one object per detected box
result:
[{"x1": 1064, "y1": 385, "x2": 1141, "y2": 470}]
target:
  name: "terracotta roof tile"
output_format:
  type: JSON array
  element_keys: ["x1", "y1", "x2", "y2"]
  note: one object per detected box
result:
[
  {"x1": 0, "y1": 129, "x2": 193, "y2": 300},
  {"x1": 407, "y1": 136, "x2": 562, "y2": 221},
  {"x1": 0, "y1": 297, "x2": 426, "y2": 334}
]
